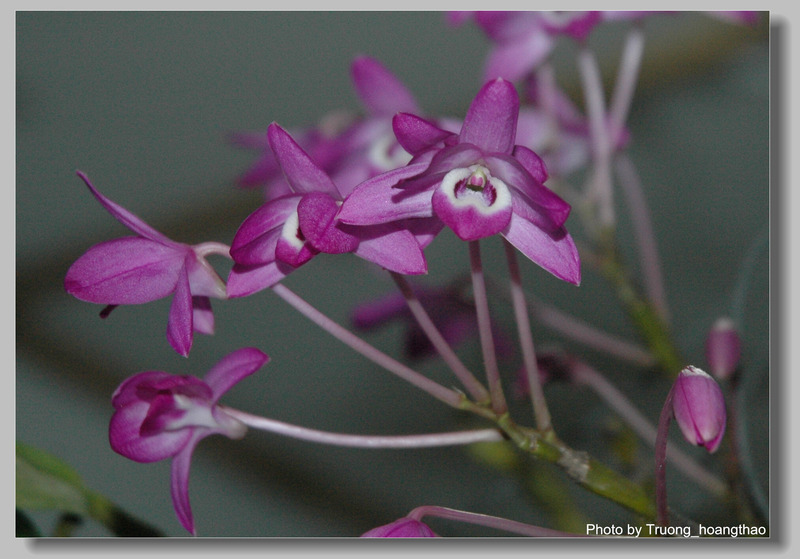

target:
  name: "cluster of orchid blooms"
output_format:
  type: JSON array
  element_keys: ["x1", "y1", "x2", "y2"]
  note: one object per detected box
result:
[{"x1": 64, "y1": 11, "x2": 758, "y2": 537}]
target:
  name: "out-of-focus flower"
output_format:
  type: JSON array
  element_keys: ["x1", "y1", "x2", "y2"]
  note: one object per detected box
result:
[
  {"x1": 447, "y1": 11, "x2": 603, "y2": 82},
  {"x1": 109, "y1": 347, "x2": 269, "y2": 535},
  {"x1": 671, "y1": 365, "x2": 726, "y2": 453},
  {"x1": 64, "y1": 171, "x2": 227, "y2": 357},
  {"x1": 361, "y1": 517, "x2": 438, "y2": 538},
  {"x1": 340, "y1": 78, "x2": 580, "y2": 285},
  {"x1": 705, "y1": 317, "x2": 742, "y2": 381},
  {"x1": 518, "y1": 74, "x2": 630, "y2": 178},
  {"x1": 351, "y1": 280, "x2": 512, "y2": 360},
  {"x1": 232, "y1": 55, "x2": 459, "y2": 201},
  {"x1": 227, "y1": 123, "x2": 428, "y2": 297}
]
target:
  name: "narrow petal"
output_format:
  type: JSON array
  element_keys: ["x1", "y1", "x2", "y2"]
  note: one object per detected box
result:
[
  {"x1": 337, "y1": 163, "x2": 432, "y2": 225},
  {"x1": 192, "y1": 296, "x2": 215, "y2": 335},
  {"x1": 166, "y1": 267, "x2": 193, "y2": 357},
  {"x1": 483, "y1": 32, "x2": 554, "y2": 82},
  {"x1": 510, "y1": 144, "x2": 548, "y2": 184},
  {"x1": 170, "y1": 430, "x2": 205, "y2": 535},
  {"x1": 353, "y1": 225, "x2": 427, "y2": 275},
  {"x1": 419, "y1": 143, "x2": 483, "y2": 175},
  {"x1": 76, "y1": 171, "x2": 177, "y2": 246},
  {"x1": 351, "y1": 292, "x2": 408, "y2": 330},
  {"x1": 351, "y1": 56, "x2": 420, "y2": 116},
  {"x1": 297, "y1": 192, "x2": 360, "y2": 254},
  {"x1": 203, "y1": 347, "x2": 270, "y2": 403},
  {"x1": 486, "y1": 154, "x2": 570, "y2": 227},
  {"x1": 400, "y1": 216, "x2": 444, "y2": 249},
  {"x1": 392, "y1": 113, "x2": 454, "y2": 156},
  {"x1": 226, "y1": 262, "x2": 291, "y2": 298},
  {"x1": 459, "y1": 78, "x2": 519, "y2": 155},
  {"x1": 65, "y1": 237, "x2": 185, "y2": 304},
  {"x1": 267, "y1": 123, "x2": 341, "y2": 197},
  {"x1": 503, "y1": 213, "x2": 581, "y2": 285}
]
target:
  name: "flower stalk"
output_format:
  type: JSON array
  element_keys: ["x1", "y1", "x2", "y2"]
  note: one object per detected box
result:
[
  {"x1": 469, "y1": 240, "x2": 508, "y2": 416},
  {"x1": 270, "y1": 283, "x2": 464, "y2": 409},
  {"x1": 389, "y1": 271, "x2": 490, "y2": 403}
]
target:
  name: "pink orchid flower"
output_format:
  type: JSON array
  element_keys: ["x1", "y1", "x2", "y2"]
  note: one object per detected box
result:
[
  {"x1": 64, "y1": 171, "x2": 227, "y2": 356},
  {"x1": 109, "y1": 347, "x2": 269, "y2": 535}
]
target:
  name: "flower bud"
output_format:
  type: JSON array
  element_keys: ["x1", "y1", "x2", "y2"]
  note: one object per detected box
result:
[
  {"x1": 705, "y1": 317, "x2": 741, "y2": 380},
  {"x1": 361, "y1": 517, "x2": 438, "y2": 538},
  {"x1": 671, "y1": 366, "x2": 726, "y2": 453}
]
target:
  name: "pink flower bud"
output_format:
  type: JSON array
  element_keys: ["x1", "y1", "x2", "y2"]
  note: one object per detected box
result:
[
  {"x1": 705, "y1": 317, "x2": 741, "y2": 380},
  {"x1": 361, "y1": 517, "x2": 438, "y2": 538},
  {"x1": 671, "y1": 366, "x2": 727, "y2": 453}
]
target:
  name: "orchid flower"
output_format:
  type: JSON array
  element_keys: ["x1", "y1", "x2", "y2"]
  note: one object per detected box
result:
[
  {"x1": 109, "y1": 347, "x2": 269, "y2": 535},
  {"x1": 64, "y1": 171, "x2": 227, "y2": 356},
  {"x1": 361, "y1": 517, "x2": 438, "y2": 538},
  {"x1": 227, "y1": 123, "x2": 428, "y2": 298},
  {"x1": 518, "y1": 74, "x2": 630, "y2": 178},
  {"x1": 232, "y1": 56, "x2": 458, "y2": 201},
  {"x1": 705, "y1": 317, "x2": 742, "y2": 381},
  {"x1": 352, "y1": 280, "x2": 512, "y2": 360},
  {"x1": 671, "y1": 366, "x2": 727, "y2": 453},
  {"x1": 339, "y1": 78, "x2": 581, "y2": 285},
  {"x1": 448, "y1": 12, "x2": 603, "y2": 82}
]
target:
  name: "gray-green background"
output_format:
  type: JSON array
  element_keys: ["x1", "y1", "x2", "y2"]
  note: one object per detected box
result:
[{"x1": 17, "y1": 12, "x2": 770, "y2": 537}]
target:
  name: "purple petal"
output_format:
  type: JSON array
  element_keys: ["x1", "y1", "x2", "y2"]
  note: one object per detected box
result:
[
  {"x1": 202, "y1": 347, "x2": 269, "y2": 403},
  {"x1": 267, "y1": 123, "x2": 341, "y2": 197},
  {"x1": 362, "y1": 517, "x2": 438, "y2": 538},
  {"x1": 275, "y1": 231, "x2": 318, "y2": 268},
  {"x1": 109, "y1": 398, "x2": 193, "y2": 463},
  {"x1": 511, "y1": 144, "x2": 548, "y2": 184},
  {"x1": 139, "y1": 393, "x2": 188, "y2": 436},
  {"x1": 65, "y1": 237, "x2": 186, "y2": 304},
  {"x1": 392, "y1": 113, "x2": 454, "y2": 156},
  {"x1": 76, "y1": 171, "x2": 177, "y2": 246},
  {"x1": 401, "y1": 216, "x2": 444, "y2": 249},
  {"x1": 672, "y1": 366, "x2": 727, "y2": 453},
  {"x1": 337, "y1": 163, "x2": 431, "y2": 225},
  {"x1": 166, "y1": 267, "x2": 194, "y2": 357},
  {"x1": 111, "y1": 371, "x2": 173, "y2": 408},
  {"x1": 541, "y1": 11, "x2": 602, "y2": 42},
  {"x1": 431, "y1": 167, "x2": 514, "y2": 241},
  {"x1": 502, "y1": 213, "x2": 581, "y2": 285},
  {"x1": 483, "y1": 31, "x2": 554, "y2": 82},
  {"x1": 353, "y1": 225, "x2": 427, "y2": 275},
  {"x1": 421, "y1": 143, "x2": 483, "y2": 175},
  {"x1": 475, "y1": 11, "x2": 539, "y2": 41},
  {"x1": 185, "y1": 254, "x2": 226, "y2": 299},
  {"x1": 230, "y1": 195, "x2": 301, "y2": 265},
  {"x1": 170, "y1": 430, "x2": 205, "y2": 535},
  {"x1": 351, "y1": 292, "x2": 408, "y2": 330},
  {"x1": 297, "y1": 192, "x2": 360, "y2": 254},
  {"x1": 486, "y1": 154, "x2": 570, "y2": 227},
  {"x1": 459, "y1": 78, "x2": 519, "y2": 154},
  {"x1": 192, "y1": 296, "x2": 215, "y2": 335},
  {"x1": 226, "y1": 261, "x2": 291, "y2": 298},
  {"x1": 351, "y1": 56, "x2": 420, "y2": 116}
]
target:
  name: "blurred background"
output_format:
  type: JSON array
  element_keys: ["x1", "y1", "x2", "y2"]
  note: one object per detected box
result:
[{"x1": 17, "y1": 12, "x2": 769, "y2": 537}]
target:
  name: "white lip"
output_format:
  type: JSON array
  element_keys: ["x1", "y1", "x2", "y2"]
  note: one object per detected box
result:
[{"x1": 439, "y1": 165, "x2": 512, "y2": 216}]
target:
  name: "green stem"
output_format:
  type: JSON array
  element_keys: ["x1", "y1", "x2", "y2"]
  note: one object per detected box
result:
[
  {"x1": 462, "y1": 405, "x2": 657, "y2": 520},
  {"x1": 588, "y1": 234, "x2": 684, "y2": 376}
]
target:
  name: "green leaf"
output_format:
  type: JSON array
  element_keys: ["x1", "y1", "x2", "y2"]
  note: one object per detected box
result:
[
  {"x1": 16, "y1": 441, "x2": 90, "y2": 516},
  {"x1": 16, "y1": 441, "x2": 164, "y2": 537}
]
